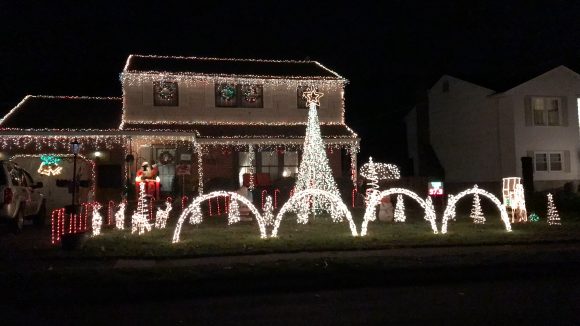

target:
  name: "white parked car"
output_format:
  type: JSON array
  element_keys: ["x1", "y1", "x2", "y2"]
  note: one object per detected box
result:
[{"x1": 0, "y1": 161, "x2": 45, "y2": 233}]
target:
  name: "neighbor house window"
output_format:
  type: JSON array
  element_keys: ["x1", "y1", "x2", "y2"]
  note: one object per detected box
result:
[
  {"x1": 534, "y1": 152, "x2": 563, "y2": 172},
  {"x1": 297, "y1": 86, "x2": 319, "y2": 109},
  {"x1": 153, "y1": 81, "x2": 179, "y2": 106},
  {"x1": 282, "y1": 151, "x2": 299, "y2": 177},
  {"x1": 215, "y1": 83, "x2": 263, "y2": 108},
  {"x1": 532, "y1": 97, "x2": 561, "y2": 126}
]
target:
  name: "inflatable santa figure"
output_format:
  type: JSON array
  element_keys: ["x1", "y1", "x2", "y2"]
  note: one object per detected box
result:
[{"x1": 136, "y1": 161, "x2": 160, "y2": 198}]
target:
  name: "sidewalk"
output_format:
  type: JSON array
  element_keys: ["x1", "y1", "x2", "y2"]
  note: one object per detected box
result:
[{"x1": 3, "y1": 241, "x2": 580, "y2": 272}]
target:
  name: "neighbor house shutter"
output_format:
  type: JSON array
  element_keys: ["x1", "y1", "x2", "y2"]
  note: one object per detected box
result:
[
  {"x1": 527, "y1": 151, "x2": 535, "y2": 170},
  {"x1": 564, "y1": 150, "x2": 571, "y2": 172},
  {"x1": 524, "y1": 96, "x2": 533, "y2": 126},
  {"x1": 560, "y1": 96, "x2": 568, "y2": 126},
  {"x1": 142, "y1": 82, "x2": 154, "y2": 106}
]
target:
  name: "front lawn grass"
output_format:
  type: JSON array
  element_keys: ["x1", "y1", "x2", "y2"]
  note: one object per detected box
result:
[{"x1": 74, "y1": 208, "x2": 580, "y2": 258}]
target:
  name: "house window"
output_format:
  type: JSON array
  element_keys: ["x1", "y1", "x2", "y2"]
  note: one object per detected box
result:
[
  {"x1": 260, "y1": 151, "x2": 279, "y2": 181},
  {"x1": 238, "y1": 151, "x2": 252, "y2": 187},
  {"x1": 240, "y1": 84, "x2": 263, "y2": 108},
  {"x1": 297, "y1": 86, "x2": 318, "y2": 109},
  {"x1": 215, "y1": 83, "x2": 263, "y2": 108},
  {"x1": 282, "y1": 151, "x2": 299, "y2": 177},
  {"x1": 153, "y1": 81, "x2": 178, "y2": 106},
  {"x1": 532, "y1": 97, "x2": 561, "y2": 126},
  {"x1": 534, "y1": 152, "x2": 563, "y2": 172},
  {"x1": 215, "y1": 83, "x2": 237, "y2": 107}
]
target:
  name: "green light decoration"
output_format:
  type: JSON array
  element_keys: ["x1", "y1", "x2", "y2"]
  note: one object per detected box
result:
[
  {"x1": 220, "y1": 85, "x2": 236, "y2": 100},
  {"x1": 529, "y1": 212, "x2": 540, "y2": 222},
  {"x1": 40, "y1": 155, "x2": 61, "y2": 165}
]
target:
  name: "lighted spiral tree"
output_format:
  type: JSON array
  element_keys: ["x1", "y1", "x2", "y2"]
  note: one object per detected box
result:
[{"x1": 293, "y1": 87, "x2": 341, "y2": 218}]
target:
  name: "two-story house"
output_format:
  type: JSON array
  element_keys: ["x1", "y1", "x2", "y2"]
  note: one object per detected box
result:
[
  {"x1": 0, "y1": 55, "x2": 360, "y2": 208},
  {"x1": 406, "y1": 65, "x2": 580, "y2": 193}
]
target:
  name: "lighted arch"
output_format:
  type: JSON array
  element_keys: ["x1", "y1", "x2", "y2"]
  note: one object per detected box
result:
[
  {"x1": 441, "y1": 185, "x2": 511, "y2": 234},
  {"x1": 172, "y1": 191, "x2": 267, "y2": 243},
  {"x1": 361, "y1": 188, "x2": 438, "y2": 236},
  {"x1": 271, "y1": 189, "x2": 358, "y2": 237}
]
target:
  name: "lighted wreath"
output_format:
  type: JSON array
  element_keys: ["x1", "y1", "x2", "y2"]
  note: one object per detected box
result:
[
  {"x1": 220, "y1": 84, "x2": 236, "y2": 101},
  {"x1": 155, "y1": 82, "x2": 177, "y2": 100},
  {"x1": 243, "y1": 85, "x2": 260, "y2": 103},
  {"x1": 158, "y1": 151, "x2": 174, "y2": 165}
]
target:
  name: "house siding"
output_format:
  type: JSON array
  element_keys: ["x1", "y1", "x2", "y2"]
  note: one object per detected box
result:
[
  {"x1": 507, "y1": 67, "x2": 580, "y2": 191},
  {"x1": 429, "y1": 76, "x2": 500, "y2": 183},
  {"x1": 122, "y1": 80, "x2": 344, "y2": 124}
]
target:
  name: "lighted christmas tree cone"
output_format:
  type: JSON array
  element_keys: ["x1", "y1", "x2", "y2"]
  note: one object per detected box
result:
[
  {"x1": 294, "y1": 87, "x2": 341, "y2": 220},
  {"x1": 470, "y1": 193, "x2": 485, "y2": 225}
]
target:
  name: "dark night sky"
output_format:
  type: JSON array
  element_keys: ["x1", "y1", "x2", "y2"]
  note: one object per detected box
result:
[{"x1": 2, "y1": 1, "x2": 580, "y2": 171}]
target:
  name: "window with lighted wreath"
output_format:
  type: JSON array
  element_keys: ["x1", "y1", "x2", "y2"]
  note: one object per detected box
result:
[
  {"x1": 297, "y1": 86, "x2": 319, "y2": 109},
  {"x1": 215, "y1": 83, "x2": 263, "y2": 108},
  {"x1": 153, "y1": 81, "x2": 179, "y2": 106}
]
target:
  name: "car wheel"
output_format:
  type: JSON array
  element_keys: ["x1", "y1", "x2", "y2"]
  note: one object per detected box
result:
[
  {"x1": 11, "y1": 209, "x2": 24, "y2": 234},
  {"x1": 33, "y1": 200, "x2": 47, "y2": 227}
]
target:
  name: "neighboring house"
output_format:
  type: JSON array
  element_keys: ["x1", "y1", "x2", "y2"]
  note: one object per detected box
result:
[
  {"x1": 406, "y1": 65, "x2": 580, "y2": 193},
  {"x1": 0, "y1": 55, "x2": 360, "y2": 208}
]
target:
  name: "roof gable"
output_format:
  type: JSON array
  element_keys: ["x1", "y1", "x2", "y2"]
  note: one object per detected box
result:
[
  {"x1": 0, "y1": 96, "x2": 122, "y2": 130},
  {"x1": 123, "y1": 54, "x2": 345, "y2": 80}
]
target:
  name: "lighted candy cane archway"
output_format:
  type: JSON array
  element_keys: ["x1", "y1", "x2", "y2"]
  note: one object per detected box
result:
[
  {"x1": 361, "y1": 188, "x2": 438, "y2": 235},
  {"x1": 441, "y1": 185, "x2": 512, "y2": 234},
  {"x1": 270, "y1": 189, "x2": 358, "y2": 237},
  {"x1": 172, "y1": 191, "x2": 267, "y2": 243}
]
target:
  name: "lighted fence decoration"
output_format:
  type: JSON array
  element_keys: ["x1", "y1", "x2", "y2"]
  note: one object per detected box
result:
[
  {"x1": 107, "y1": 200, "x2": 115, "y2": 225},
  {"x1": 360, "y1": 188, "x2": 438, "y2": 236},
  {"x1": 270, "y1": 189, "x2": 358, "y2": 237},
  {"x1": 208, "y1": 195, "x2": 230, "y2": 216},
  {"x1": 181, "y1": 196, "x2": 189, "y2": 211},
  {"x1": 50, "y1": 202, "x2": 97, "y2": 245},
  {"x1": 441, "y1": 185, "x2": 512, "y2": 234},
  {"x1": 172, "y1": 191, "x2": 268, "y2": 243},
  {"x1": 274, "y1": 189, "x2": 280, "y2": 209}
]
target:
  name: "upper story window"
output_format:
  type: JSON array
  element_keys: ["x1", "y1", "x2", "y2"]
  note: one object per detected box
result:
[
  {"x1": 153, "y1": 81, "x2": 179, "y2": 106},
  {"x1": 532, "y1": 97, "x2": 561, "y2": 126},
  {"x1": 534, "y1": 151, "x2": 563, "y2": 172},
  {"x1": 297, "y1": 86, "x2": 319, "y2": 109},
  {"x1": 215, "y1": 83, "x2": 263, "y2": 108}
]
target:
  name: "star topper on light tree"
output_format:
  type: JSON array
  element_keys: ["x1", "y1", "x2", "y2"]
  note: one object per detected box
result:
[{"x1": 294, "y1": 87, "x2": 341, "y2": 217}]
